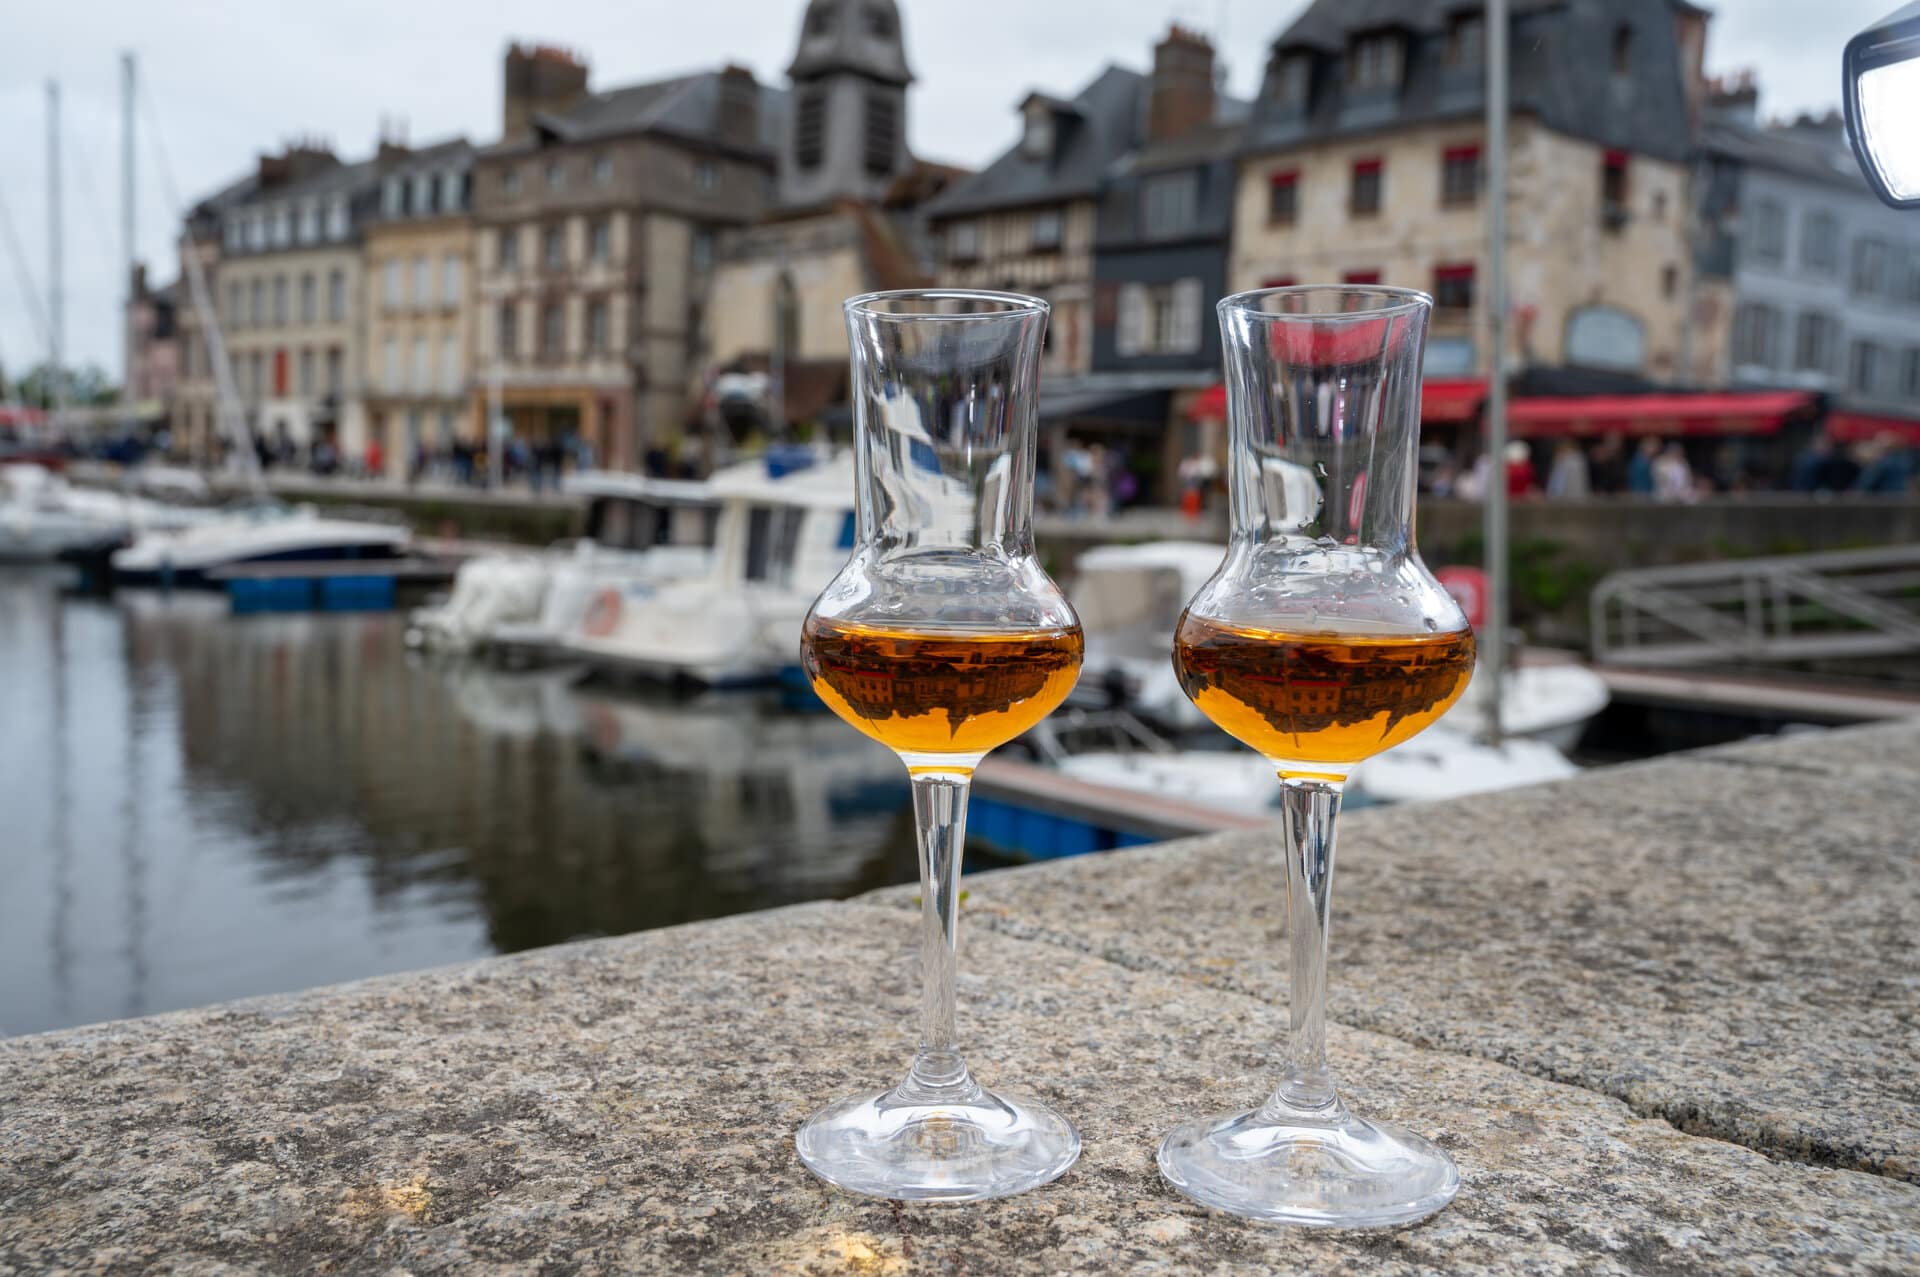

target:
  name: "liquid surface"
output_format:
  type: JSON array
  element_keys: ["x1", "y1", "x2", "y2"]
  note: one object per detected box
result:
[
  {"x1": 1173, "y1": 614, "x2": 1475, "y2": 770},
  {"x1": 802, "y1": 617, "x2": 1083, "y2": 759}
]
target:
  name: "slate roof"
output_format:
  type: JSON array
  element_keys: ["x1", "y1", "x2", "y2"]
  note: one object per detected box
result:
[
  {"x1": 1250, "y1": 0, "x2": 1696, "y2": 165},
  {"x1": 378, "y1": 136, "x2": 474, "y2": 179},
  {"x1": 490, "y1": 70, "x2": 787, "y2": 157},
  {"x1": 921, "y1": 65, "x2": 1147, "y2": 219},
  {"x1": 1701, "y1": 119, "x2": 1872, "y2": 192}
]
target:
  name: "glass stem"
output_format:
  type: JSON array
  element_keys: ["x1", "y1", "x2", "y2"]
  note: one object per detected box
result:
[
  {"x1": 903, "y1": 769, "x2": 976, "y2": 1100},
  {"x1": 1270, "y1": 776, "x2": 1343, "y2": 1115}
]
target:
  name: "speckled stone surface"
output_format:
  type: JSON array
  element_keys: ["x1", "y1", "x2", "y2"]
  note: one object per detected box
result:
[
  {"x1": 4, "y1": 901, "x2": 1918, "y2": 1274},
  {"x1": 867, "y1": 719, "x2": 1920, "y2": 1187}
]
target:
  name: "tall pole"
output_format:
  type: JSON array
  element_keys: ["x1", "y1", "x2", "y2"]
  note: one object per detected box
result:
[
  {"x1": 47, "y1": 81, "x2": 65, "y2": 434},
  {"x1": 1482, "y1": 0, "x2": 1509, "y2": 746},
  {"x1": 122, "y1": 53, "x2": 137, "y2": 390}
]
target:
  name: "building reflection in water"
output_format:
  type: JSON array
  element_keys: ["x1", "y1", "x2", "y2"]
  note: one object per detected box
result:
[{"x1": 0, "y1": 570, "x2": 916, "y2": 1037}]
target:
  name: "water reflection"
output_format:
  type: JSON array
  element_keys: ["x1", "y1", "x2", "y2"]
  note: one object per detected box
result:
[{"x1": 0, "y1": 569, "x2": 916, "y2": 1037}]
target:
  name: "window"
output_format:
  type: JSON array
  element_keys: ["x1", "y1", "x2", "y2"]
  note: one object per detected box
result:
[
  {"x1": 1904, "y1": 348, "x2": 1920, "y2": 398},
  {"x1": 442, "y1": 253, "x2": 463, "y2": 305},
  {"x1": 1733, "y1": 303, "x2": 1779, "y2": 367},
  {"x1": 1441, "y1": 145, "x2": 1480, "y2": 207},
  {"x1": 413, "y1": 255, "x2": 430, "y2": 308},
  {"x1": 414, "y1": 173, "x2": 434, "y2": 216},
  {"x1": 590, "y1": 217, "x2": 611, "y2": 264},
  {"x1": 946, "y1": 220, "x2": 979, "y2": 262},
  {"x1": 1850, "y1": 340, "x2": 1881, "y2": 394},
  {"x1": 271, "y1": 207, "x2": 291, "y2": 248},
  {"x1": 383, "y1": 259, "x2": 401, "y2": 309},
  {"x1": 796, "y1": 88, "x2": 826, "y2": 171},
  {"x1": 1022, "y1": 102, "x2": 1055, "y2": 159},
  {"x1": 249, "y1": 280, "x2": 263, "y2": 326},
  {"x1": 498, "y1": 225, "x2": 520, "y2": 269},
  {"x1": 1800, "y1": 211, "x2": 1839, "y2": 273},
  {"x1": 249, "y1": 352, "x2": 264, "y2": 401},
  {"x1": 587, "y1": 298, "x2": 609, "y2": 352},
  {"x1": 383, "y1": 177, "x2": 404, "y2": 218},
  {"x1": 327, "y1": 270, "x2": 346, "y2": 321},
  {"x1": 1348, "y1": 34, "x2": 1402, "y2": 90},
  {"x1": 1751, "y1": 200, "x2": 1785, "y2": 264},
  {"x1": 1662, "y1": 263, "x2": 1679, "y2": 299},
  {"x1": 272, "y1": 276, "x2": 287, "y2": 326},
  {"x1": 694, "y1": 159, "x2": 718, "y2": 193},
  {"x1": 1031, "y1": 209, "x2": 1063, "y2": 251},
  {"x1": 298, "y1": 348, "x2": 315, "y2": 396},
  {"x1": 246, "y1": 214, "x2": 264, "y2": 250},
  {"x1": 411, "y1": 336, "x2": 429, "y2": 392},
  {"x1": 1260, "y1": 276, "x2": 1298, "y2": 290},
  {"x1": 1445, "y1": 14, "x2": 1484, "y2": 68},
  {"x1": 382, "y1": 337, "x2": 399, "y2": 392},
  {"x1": 1268, "y1": 170, "x2": 1299, "y2": 224},
  {"x1": 441, "y1": 334, "x2": 460, "y2": 393},
  {"x1": 224, "y1": 220, "x2": 241, "y2": 252},
  {"x1": 691, "y1": 228, "x2": 714, "y2": 274},
  {"x1": 1433, "y1": 263, "x2": 1475, "y2": 311},
  {"x1": 227, "y1": 282, "x2": 244, "y2": 327},
  {"x1": 503, "y1": 167, "x2": 522, "y2": 197},
  {"x1": 299, "y1": 200, "x2": 319, "y2": 243},
  {"x1": 327, "y1": 197, "x2": 349, "y2": 240},
  {"x1": 498, "y1": 302, "x2": 518, "y2": 357},
  {"x1": 864, "y1": 91, "x2": 898, "y2": 176},
  {"x1": 1350, "y1": 158, "x2": 1383, "y2": 216},
  {"x1": 274, "y1": 348, "x2": 289, "y2": 397},
  {"x1": 299, "y1": 273, "x2": 316, "y2": 323},
  {"x1": 1612, "y1": 24, "x2": 1634, "y2": 76},
  {"x1": 325, "y1": 347, "x2": 342, "y2": 395},
  {"x1": 1343, "y1": 269, "x2": 1383, "y2": 285},
  {"x1": 1275, "y1": 54, "x2": 1310, "y2": 108},
  {"x1": 593, "y1": 154, "x2": 613, "y2": 187},
  {"x1": 542, "y1": 303, "x2": 563, "y2": 354},
  {"x1": 1793, "y1": 311, "x2": 1836, "y2": 373},
  {"x1": 545, "y1": 160, "x2": 566, "y2": 192},
  {"x1": 1116, "y1": 278, "x2": 1203, "y2": 356},
  {"x1": 1602, "y1": 150, "x2": 1630, "y2": 221},
  {"x1": 1852, "y1": 238, "x2": 1890, "y2": 295},
  {"x1": 1142, "y1": 172, "x2": 1199, "y2": 238},
  {"x1": 543, "y1": 224, "x2": 565, "y2": 270}
]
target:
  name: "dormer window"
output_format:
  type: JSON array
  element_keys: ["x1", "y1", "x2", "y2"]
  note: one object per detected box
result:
[
  {"x1": 864, "y1": 90, "x2": 898, "y2": 175},
  {"x1": 1276, "y1": 54, "x2": 1311, "y2": 109},
  {"x1": 807, "y1": 2, "x2": 835, "y2": 37},
  {"x1": 1347, "y1": 33, "x2": 1403, "y2": 91},
  {"x1": 1445, "y1": 14, "x2": 1484, "y2": 68},
  {"x1": 1023, "y1": 104, "x2": 1055, "y2": 161}
]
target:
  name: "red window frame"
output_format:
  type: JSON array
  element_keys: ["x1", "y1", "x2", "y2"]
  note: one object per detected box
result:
[{"x1": 1342, "y1": 270, "x2": 1383, "y2": 285}]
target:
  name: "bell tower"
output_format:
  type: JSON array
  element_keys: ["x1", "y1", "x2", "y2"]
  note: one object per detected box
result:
[{"x1": 780, "y1": 0, "x2": 914, "y2": 207}]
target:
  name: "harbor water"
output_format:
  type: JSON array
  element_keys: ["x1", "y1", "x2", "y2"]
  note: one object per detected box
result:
[{"x1": 0, "y1": 567, "x2": 921, "y2": 1037}]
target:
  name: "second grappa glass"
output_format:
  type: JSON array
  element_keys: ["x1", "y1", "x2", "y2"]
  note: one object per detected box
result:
[
  {"x1": 796, "y1": 289, "x2": 1082, "y2": 1201},
  {"x1": 1159, "y1": 286, "x2": 1474, "y2": 1226}
]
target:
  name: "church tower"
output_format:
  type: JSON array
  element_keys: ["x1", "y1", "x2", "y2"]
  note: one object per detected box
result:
[{"x1": 780, "y1": 0, "x2": 914, "y2": 208}]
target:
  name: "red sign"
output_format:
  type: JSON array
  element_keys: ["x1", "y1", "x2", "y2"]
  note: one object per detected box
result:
[{"x1": 1437, "y1": 566, "x2": 1488, "y2": 631}]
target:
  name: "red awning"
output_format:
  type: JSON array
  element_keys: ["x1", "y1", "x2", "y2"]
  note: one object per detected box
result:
[
  {"x1": 1827, "y1": 410, "x2": 1920, "y2": 446},
  {"x1": 1505, "y1": 390, "x2": 1816, "y2": 438},
  {"x1": 1184, "y1": 378, "x2": 1488, "y2": 425}
]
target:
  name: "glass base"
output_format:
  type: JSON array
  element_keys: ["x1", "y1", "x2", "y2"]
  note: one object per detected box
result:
[
  {"x1": 797, "y1": 1073, "x2": 1080, "y2": 1202},
  {"x1": 1157, "y1": 1094, "x2": 1459, "y2": 1227}
]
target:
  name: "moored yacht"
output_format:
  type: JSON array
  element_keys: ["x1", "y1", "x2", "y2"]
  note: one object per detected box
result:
[{"x1": 111, "y1": 503, "x2": 411, "y2": 586}]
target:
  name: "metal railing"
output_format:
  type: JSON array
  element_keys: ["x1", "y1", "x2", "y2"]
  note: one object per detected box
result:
[{"x1": 1591, "y1": 544, "x2": 1920, "y2": 666}]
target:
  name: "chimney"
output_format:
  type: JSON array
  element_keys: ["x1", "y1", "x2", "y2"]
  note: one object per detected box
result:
[
  {"x1": 1706, "y1": 71, "x2": 1758, "y2": 126},
  {"x1": 1148, "y1": 25, "x2": 1216, "y2": 143},
  {"x1": 1671, "y1": 3, "x2": 1711, "y2": 133},
  {"x1": 716, "y1": 64, "x2": 761, "y2": 150},
  {"x1": 257, "y1": 140, "x2": 337, "y2": 190},
  {"x1": 503, "y1": 42, "x2": 590, "y2": 143}
]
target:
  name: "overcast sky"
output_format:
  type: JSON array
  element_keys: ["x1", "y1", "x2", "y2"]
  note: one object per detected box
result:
[{"x1": 0, "y1": 0, "x2": 1891, "y2": 379}]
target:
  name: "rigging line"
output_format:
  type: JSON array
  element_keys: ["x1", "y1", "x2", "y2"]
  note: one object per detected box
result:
[
  {"x1": 69, "y1": 122, "x2": 126, "y2": 278},
  {"x1": 0, "y1": 186, "x2": 53, "y2": 353}
]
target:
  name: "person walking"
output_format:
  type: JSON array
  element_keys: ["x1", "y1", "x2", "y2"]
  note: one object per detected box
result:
[
  {"x1": 1627, "y1": 435, "x2": 1660, "y2": 495},
  {"x1": 1653, "y1": 442, "x2": 1694, "y2": 502},
  {"x1": 1545, "y1": 439, "x2": 1590, "y2": 498}
]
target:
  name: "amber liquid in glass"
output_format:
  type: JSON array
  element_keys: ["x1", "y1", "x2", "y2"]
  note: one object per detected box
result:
[
  {"x1": 802, "y1": 617, "x2": 1083, "y2": 758},
  {"x1": 1173, "y1": 614, "x2": 1476, "y2": 771}
]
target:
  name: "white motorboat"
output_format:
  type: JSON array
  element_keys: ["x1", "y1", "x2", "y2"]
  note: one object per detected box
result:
[
  {"x1": 112, "y1": 504, "x2": 411, "y2": 586},
  {"x1": 558, "y1": 450, "x2": 857, "y2": 686},
  {"x1": 0, "y1": 464, "x2": 130, "y2": 561},
  {"x1": 1451, "y1": 663, "x2": 1611, "y2": 753},
  {"x1": 408, "y1": 473, "x2": 717, "y2": 656}
]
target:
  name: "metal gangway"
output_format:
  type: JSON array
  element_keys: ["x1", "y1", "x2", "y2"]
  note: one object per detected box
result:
[{"x1": 1591, "y1": 544, "x2": 1920, "y2": 666}]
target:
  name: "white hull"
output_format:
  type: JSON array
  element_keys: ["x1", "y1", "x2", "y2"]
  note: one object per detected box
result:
[{"x1": 113, "y1": 511, "x2": 410, "y2": 580}]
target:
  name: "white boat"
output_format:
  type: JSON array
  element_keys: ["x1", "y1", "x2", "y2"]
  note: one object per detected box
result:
[
  {"x1": 1070, "y1": 539, "x2": 1610, "y2": 749},
  {"x1": 558, "y1": 450, "x2": 857, "y2": 686},
  {"x1": 0, "y1": 464, "x2": 130, "y2": 560},
  {"x1": 1018, "y1": 708, "x2": 1576, "y2": 816},
  {"x1": 112, "y1": 504, "x2": 411, "y2": 586},
  {"x1": 408, "y1": 473, "x2": 717, "y2": 657}
]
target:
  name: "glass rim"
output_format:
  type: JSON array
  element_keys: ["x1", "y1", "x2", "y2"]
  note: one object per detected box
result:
[
  {"x1": 1219, "y1": 284, "x2": 1433, "y2": 322},
  {"x1": 845, "y1": 288, "x2": 1050, "y2": 320}
]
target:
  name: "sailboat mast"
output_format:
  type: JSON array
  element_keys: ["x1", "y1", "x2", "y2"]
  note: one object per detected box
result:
[
  {"x1": 1481, "y1": 0, "x2": 1510, "y2": 746},
  {"x1": 47, "y1": 80, "x2": 65, "y2": 433},
  {"x1": 123, "y1": 53, "x2": 137, "y2": 388}
]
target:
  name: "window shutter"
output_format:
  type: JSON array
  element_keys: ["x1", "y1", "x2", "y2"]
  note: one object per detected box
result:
[
  {"x1": 1118, "y1": 284, "x2": 1146, "y2": 357},
  {"x1": 1172, "y1": 278, "x2": 1204, "y2": 353}
]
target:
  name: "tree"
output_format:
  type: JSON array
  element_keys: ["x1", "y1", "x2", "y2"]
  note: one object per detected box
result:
[{"x1": 13, "y1": 361, "x2": 120, "y2": 408}]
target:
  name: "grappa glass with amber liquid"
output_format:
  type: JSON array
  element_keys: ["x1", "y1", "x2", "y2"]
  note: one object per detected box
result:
[
  {"x1": 1158, "y1": 286, "x2": 1474, "y2": 1227},
  {"x1": 795, "y1": 289, "x2": 1083, "y2": 1202}
]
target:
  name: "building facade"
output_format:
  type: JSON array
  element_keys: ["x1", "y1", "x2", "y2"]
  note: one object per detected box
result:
[
  {"x1": 1703, "y1": 106, "x2": 1920, "y2": 416},
  {"x1": 1230, "y1": 0, "x2": 1704, "y2": 383},
  {"x1": 361, "y1": 139, "x2": 477, "y2": 475},
  {"x1": 123, "y1": 264, "x2": 180, "y2": 423},
  {"x1": 214, "y1": 147, "x2": 377, "y2": 460},
  {"x1": 169, "y1": 179, "x2": 251, "y2": 462},
  {"x1": 470, "y1": 45, "x2": 784, "y2": 469}
]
